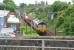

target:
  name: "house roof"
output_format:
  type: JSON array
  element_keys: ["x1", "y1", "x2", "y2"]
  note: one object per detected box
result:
[{"x1": 7, "y1": 15, "x2": 20, "y2": 23}]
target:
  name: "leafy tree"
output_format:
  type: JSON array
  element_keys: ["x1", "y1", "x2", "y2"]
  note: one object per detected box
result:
[
  {"x1": 3, "y1": 0, "x2": 16, "y2": 11},
  {"x1": 49, "y1": 1, "x2": 68, "y2": 12},
  {"x1": 56, "y1": 2, "x2": 74, "y2": 35},
  {"x1": 0, "y1": 3, "x2": 5, "y2": 10},
  {"x1": 72, "y1": 0, "x2": 74, "y2": 4},
  {"x1": 56, "y1": 16, "x2": 64, "y2": 28}
]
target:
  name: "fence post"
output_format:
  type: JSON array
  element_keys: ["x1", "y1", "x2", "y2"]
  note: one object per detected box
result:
[{"x1": 42, "y1": 40, "x2": 45, "y2": 50}]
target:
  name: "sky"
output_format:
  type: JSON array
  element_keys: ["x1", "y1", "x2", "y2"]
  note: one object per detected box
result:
[
  {"x1": 0, "y1": 0, "x2": 72, "y2": 6},
  {"x1": 13, "y1": 0, "x2": 72, "y2": 6}
]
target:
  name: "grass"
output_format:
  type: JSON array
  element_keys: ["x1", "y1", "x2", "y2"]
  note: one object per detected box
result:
[{"x1": 20, "y1": 24, "x2": 39, "y2": 37}]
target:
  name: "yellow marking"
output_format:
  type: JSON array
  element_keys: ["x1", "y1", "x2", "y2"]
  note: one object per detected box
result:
[{"x1": 36, "y1": 28, "x2": 47, "y2": 32}]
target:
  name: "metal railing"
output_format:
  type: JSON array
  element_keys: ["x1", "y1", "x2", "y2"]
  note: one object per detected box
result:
[{"x1": 0, "y1": 37, "x2": 74, "y2": 50}]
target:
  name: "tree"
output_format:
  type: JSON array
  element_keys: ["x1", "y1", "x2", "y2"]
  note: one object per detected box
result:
[
  {"x1": 56, "y1": 16, "x2": 64, "y2": 28},
  {"x1": 49, "y1": 1, "x2": 68, "y2": 12},
  {"x1": 0, "y1": 3, "x2": 5, "y2": 10},
  {"x1": 72, "y1": 0, "x2": 74, "y2": 4},
  {"x1": 55, "y1": 2, "x2": 74, "y2": 35},
  {"x1": 3, "y1": 0, "x2": 16, "y2": 11}
]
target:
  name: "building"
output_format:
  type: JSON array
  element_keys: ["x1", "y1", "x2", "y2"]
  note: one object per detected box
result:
[
  {"x1": 7, "y1": 11, "x2": 20, "y2": 32},
  {"x1": 0, "y1": 10, "x2": 9, "y2": 31},
  {"x1": 0, "y1": 10, "x2": 20, "y2": 37}
]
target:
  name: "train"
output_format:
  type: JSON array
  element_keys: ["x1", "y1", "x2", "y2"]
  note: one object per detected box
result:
[
  {"x1": 32, "y1": 18, "x2": 47, "y2": 32},
  {"x1": 24, "y1": 15, "x2": 48, "y2": 33}
]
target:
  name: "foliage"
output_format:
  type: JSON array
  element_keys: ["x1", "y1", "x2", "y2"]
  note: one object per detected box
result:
[
  {"x1": 0, "y1": 3, "x2": 5, "y2": 10},
  {"x1": 56, "y1": 16, "x2": 64, "y2": 28},
  {"x1": 56, "y1": 3, "x2": 74, "y2": 35},
  {"x1": 49, "y1": 1, "x2": 68, "y2": 12},
  {"x1": 20, "y1": 24, "x2": 38, "y2": 36},
  {"x1": 3, "y1": 0, "x2": 16, "y2": 11}
]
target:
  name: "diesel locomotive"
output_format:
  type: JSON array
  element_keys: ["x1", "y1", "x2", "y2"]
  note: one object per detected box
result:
[{"x1": 24, "y1": 15, "x2": 48, "y2": 33}]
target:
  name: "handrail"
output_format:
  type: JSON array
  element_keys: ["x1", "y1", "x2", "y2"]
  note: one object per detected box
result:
[
  {"x1": 45, "y1": 47, "x2": 74, "y2": 49},
  {"x1": 0, "y1": 45, "x2": 41, "y2": 48},
  {"x1": 0, "y1": 36, "x2": 74, "y2": 40},
  {"x1": 0, "y1": 45, "x2": 74, "y2": 49},
  {"x1": 0, "y1": 38, "x2": 74, "y2": 41},
  {"x1": 35, "y1": 36, "x2": 74, "y2": 38}
]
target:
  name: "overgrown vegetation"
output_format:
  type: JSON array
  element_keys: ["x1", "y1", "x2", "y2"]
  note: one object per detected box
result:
[
  {"x1": 1, "y1": 0, "x2": 74, "y2": 36},
  {"x1": 20, "y1": 24, "x2": 39, "y2": 37}
]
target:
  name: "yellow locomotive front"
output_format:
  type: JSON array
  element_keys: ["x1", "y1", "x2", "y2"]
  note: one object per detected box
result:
[
  {"x1": 36, "y1": 23, "x2": 47, "y2": 32},
  {"x1": 32, "y1": 18, "x2": 47, "y2": 32}
]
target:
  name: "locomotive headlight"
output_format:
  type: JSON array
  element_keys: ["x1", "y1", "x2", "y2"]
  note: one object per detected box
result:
[{"x1": 25, "y1": 16, "x2": 29, "y2": 19}]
